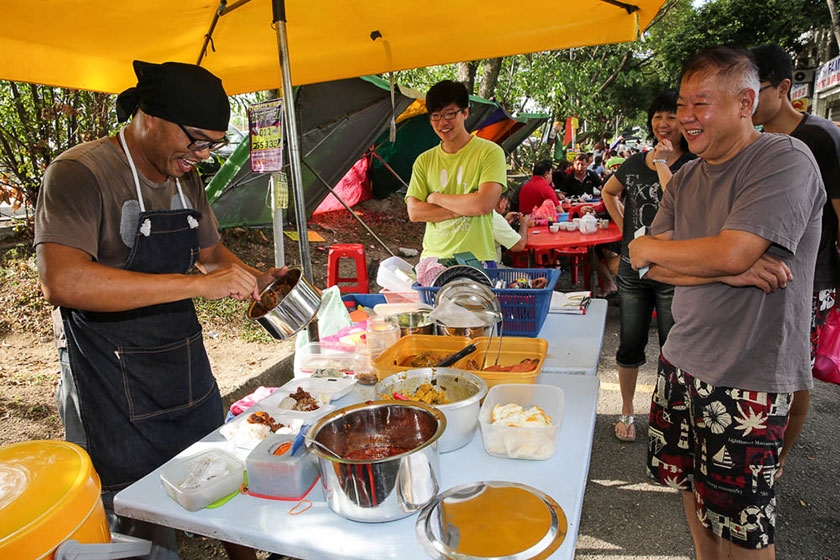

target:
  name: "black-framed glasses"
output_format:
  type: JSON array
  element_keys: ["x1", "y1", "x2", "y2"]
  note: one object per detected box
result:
[
  {"x1": 759, "y1": 81, "x2": 781, "y2": 93},
  {"x1": 429, "y1": 109, "x2": 464, "y2": 122},
  {"x1": 177, "y1": 123, "x2": 229, "y2": 152}
]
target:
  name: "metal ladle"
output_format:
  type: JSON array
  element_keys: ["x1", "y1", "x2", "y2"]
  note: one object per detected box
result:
[{"x1": 305, "y1": 436, "x2": 343, "y2": 459}]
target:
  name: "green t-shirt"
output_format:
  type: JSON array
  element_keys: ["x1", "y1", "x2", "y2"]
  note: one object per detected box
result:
[{"x1": 406, "y1": 136, "x2": 506, "y2": 261}]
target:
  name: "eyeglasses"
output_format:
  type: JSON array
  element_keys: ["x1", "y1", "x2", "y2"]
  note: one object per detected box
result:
[
  {"x1": 429, "y1": 109, "x2": 464, "y2": 122},
  {"x1": 759, "y1": 81, "x2": 781, "y2": 93},
  {"x1": 177, "y1": 123, "x2": 229, "y2": 152}
]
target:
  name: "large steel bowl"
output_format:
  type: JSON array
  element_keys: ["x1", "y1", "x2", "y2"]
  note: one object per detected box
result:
[
  {"x1": 375, "y1": 368, "x2": 487, "y2": 453},
  {"x1": 306, "y1": 401, "x2": 445, "y2": 522},
  {"x1": 246, "y1": 268, "x2": 321, "y2": 339}
]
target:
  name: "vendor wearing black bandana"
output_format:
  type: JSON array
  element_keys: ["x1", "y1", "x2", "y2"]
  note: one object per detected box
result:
[{"x1": 34, "y1": 60, "x2": 279, "y2": 560}]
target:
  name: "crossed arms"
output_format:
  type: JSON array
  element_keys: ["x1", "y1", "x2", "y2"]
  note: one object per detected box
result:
[
  {"x1": 629, "y1": 229, "x2": 792, "y2": 294},
  {"x1": 406, "y1": 182, "x2": 503, "y2": 223}
]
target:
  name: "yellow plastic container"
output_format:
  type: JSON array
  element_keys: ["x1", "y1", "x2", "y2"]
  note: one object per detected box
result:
[
  {"x1": 0, "y1": 440, "x2": 110, "y2": 559},
  {"x1": 374, "y1": 335, "x2": 548, "y2": 389}
]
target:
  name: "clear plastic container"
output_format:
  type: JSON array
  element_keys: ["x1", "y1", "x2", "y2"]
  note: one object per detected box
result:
[
  {"x1": 160, "y1": 449, "x2": 245, "y2": 511},
  {"x1": 365, "y1": 316, "x2": 400, "y2": 358},
  {"x1": 246, "y1": 434, "x2": 319, "y2": 500},
  {"x1": 478, "y1": 384, "x2": 564, "y2": 460},
  {"x1": 353, "y1": 337, "x2": 378, "y2": 385}
]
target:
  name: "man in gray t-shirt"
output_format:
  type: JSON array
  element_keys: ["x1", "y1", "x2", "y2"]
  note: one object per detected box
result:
[{"x1": 629, "y1": 47, "x2": 824, "y2": 557}]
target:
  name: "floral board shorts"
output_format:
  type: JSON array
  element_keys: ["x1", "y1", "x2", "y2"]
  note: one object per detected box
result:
[
  {"x1": 810, "y1": 288, "x2": 836, "y2": 367},
  {"x1": 647, "y1": 355, "x2": 792, "y2": 550}
]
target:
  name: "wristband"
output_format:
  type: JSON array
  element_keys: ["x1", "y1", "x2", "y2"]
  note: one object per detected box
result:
[{"x1": 652, "y1": 158, "x2": 668, "y2": 165}]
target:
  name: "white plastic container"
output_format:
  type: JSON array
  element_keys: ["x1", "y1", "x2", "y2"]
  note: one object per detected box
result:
[
  {"x1": 246, "y1": 434, "x2": 320, "y2": 500},
  {"x1": 376, "y1": 256, "x2": 416, "y2": 292},
  {"x1": 478, "y1": 384, "x2": 564, "y2": 460},
  {"x1": 160, "y1": 449, "x2": 245, "y2": 511}
]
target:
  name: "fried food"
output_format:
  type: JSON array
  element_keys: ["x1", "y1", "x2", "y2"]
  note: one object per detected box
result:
[
  {"x1": 406, "y1": 351, "x2": 444, "y2": 367},
  {"x1": 382, "y1": 382, "x2": 450, "y2": 405},
  {"x1": 463, "y1": 357, "x2": 539, "y2": 372}
]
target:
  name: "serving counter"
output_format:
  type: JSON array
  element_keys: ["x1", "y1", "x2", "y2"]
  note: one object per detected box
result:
[{"x1": 115, "y1": 373, "x2": 600, "y2": 559}]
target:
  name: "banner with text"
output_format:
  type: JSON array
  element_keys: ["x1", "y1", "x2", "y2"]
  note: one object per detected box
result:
[{"x1": 248, "y1": 99, "x2": 284, "y2": 173}]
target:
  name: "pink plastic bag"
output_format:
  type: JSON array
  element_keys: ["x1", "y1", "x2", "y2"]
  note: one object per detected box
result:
[
  {"x1": 229, "y1": 386, "x2": 278, "y2": 416},
  {"x1": 531, "y1": 199, "x2": 557, "y2": 222},
  {"x1": 813, "y1": 308, "x2": 840, "y2": 384}
]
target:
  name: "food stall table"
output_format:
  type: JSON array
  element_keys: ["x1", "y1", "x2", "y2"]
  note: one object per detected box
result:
[
  {"x1": 539, "y1": 298, "x2": 607, "y2": 375},
  {"x1": 114, "y1": 373, "x2": 600, "y2": 560}
]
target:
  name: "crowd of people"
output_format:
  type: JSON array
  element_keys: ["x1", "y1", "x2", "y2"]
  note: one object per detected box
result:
[
  {"x1": 404, "y1": 45, "x2": 837, "y2": 560},
  {"x1": 31, "y1": 42, "x2": 837, "y2": 560}
]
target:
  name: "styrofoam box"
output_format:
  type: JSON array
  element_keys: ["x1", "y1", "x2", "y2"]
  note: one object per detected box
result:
[
  {"x1": 478, "y1": 384, "x2": 564, "y2": 460},
  {"x1": 160, "y1": 449, "x2": 245, "y2": 511},
  {"x1": 376, "y1": 256, "x2": 416, "y2": 293}
]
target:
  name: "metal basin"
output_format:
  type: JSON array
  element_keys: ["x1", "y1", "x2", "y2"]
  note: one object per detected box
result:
[
  {"x1": 392, "y1": 311, "x2": 434, "y2": 337},
  {"x1": 306, "y1": 401, "x2": 445, "y2": 522},
  {"x1": 246, "y1": 268, "x2": 321, "y2": 339},
  {"x1": 375, "y1": 368, "x2": 487, "y2": 453}
]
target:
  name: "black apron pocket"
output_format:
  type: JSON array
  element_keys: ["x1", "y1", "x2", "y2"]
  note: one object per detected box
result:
[{"x1": 117, "y1": 330, "x2": 216, "y2": 420}]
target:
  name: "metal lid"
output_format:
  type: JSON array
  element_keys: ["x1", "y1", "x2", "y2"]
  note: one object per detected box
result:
[{"x1": 416, "y1": 481, "x2": 567, "y2": 559}]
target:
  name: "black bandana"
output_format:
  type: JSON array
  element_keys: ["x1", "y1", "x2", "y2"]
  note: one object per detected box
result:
[{"x1": 116, "y1": 60, "x2": 230, "y2": 131}]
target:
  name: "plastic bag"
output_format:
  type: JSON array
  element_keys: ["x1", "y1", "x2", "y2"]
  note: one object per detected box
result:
[{"x1": 813, "y1": 307, "x2": 840, "y2": 384}]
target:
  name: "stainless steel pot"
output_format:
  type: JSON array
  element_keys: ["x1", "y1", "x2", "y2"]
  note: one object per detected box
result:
[
  {"x1": 375, "y1": 368, "x2": 487, "y2": 453},
  {"x1": 246, "y1": 268, "x2": 321, "y2": 339},
  {"x1": 391, "y1": 311, "x2": 434, "y2": 337},
  {"x1": 306, "y1": 401, "x2": 445, "y2": 522}
]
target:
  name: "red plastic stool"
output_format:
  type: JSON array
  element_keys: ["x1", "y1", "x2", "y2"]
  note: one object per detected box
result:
[
  {"x1": 327, "y1": 243, "x2": 369, "y2": 294},
  {"x1": 532, "y1": 248, "x2": 556, "y2": 268},
  {"x1": 554, "y1": 247, "x2": 602, "y2": 291},
  {"x1": 509, "y1": 250, "x2": 530, "y2": 268}
]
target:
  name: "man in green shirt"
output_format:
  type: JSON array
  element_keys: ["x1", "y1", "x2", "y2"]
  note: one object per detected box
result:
[{"x1": 406, "y1": 80, "x2": 506, "y2": 264}]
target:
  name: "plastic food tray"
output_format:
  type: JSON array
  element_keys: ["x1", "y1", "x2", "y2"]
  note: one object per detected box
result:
[
  {"x1": 373, "y1": 334, "x2": 548, "y2": 389},
  {"x1": 160, "y1": 449, "x2": 245, "y2": 511},
  {"x1": 413, "y1": 268, "x2": 560, "y2": 337},
  {"x1": 478, "y1": 383, "x2": 564, "y2": 460}
]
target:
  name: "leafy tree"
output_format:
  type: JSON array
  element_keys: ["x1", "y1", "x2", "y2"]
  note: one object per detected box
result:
[{"x1": 0, "y1": 82, "x2": 115, "y2": 218}]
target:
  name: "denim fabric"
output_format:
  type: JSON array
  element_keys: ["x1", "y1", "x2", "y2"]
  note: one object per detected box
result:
[{"x1": 615, "y1": 273, "x2": 675, "y2": 367}]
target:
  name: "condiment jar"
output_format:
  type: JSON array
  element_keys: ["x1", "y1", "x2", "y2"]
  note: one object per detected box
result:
[
  {"x1": 353, "y1": 336, "x2": 377, "y2": 385},
  {"x1": 365, "y1": 316, "x2": 400, "y2": 359}
]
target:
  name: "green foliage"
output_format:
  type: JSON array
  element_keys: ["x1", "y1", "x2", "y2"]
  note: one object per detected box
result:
[
  {"x1": 389, "y1": 0, "x2": 835, "y2": 171},
  {"x1": 0, "y1": 82, "x2": 116, "y2": 220}
]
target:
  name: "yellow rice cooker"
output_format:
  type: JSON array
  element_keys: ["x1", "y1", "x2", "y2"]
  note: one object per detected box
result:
[{"x1": 0, "y1": 440, "x2": 111, "y2": 559}]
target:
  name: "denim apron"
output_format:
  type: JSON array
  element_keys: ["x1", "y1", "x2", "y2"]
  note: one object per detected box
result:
[{"x1": 61, "y1": 129, "x2": 223, "y2": 491}]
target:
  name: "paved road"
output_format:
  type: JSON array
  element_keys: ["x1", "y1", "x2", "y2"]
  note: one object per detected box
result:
[{"x1": 576, "y1": 302, "x2": 840, "y2": 560}]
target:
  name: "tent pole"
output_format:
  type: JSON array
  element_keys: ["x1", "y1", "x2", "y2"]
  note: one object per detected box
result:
[
  {"x1": 272, "y1": 0, "x2": 313, "y2": 282},
  {"x1": 302, "y1": 158, "x2": 396, "y2": 258}
]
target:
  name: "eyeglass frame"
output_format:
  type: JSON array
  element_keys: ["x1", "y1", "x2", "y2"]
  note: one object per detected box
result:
[
  {"x1": 177, "y1": 123, "x2": 229, "y2": 152},
  {"x1": 758, "y1": 81, "x2": 782, "y2": 93},
  {"x1": 429, "y1": 108, "x2": 466, "y2": 122}
]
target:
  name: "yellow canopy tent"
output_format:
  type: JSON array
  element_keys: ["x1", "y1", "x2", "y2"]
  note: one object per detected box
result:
[
  {"x1": 2, "y1": 0, "x2": 666, "y2": 94},
  {"x1": 0, "y1": 0, "x2": 667, "y2": 282}
]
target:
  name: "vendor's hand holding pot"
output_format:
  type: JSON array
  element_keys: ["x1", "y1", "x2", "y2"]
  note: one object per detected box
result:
[{"x1": 201, "y1": 263, "x2": 259, "y2": 301}]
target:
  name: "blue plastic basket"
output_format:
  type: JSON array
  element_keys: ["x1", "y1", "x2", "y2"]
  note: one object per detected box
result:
[
  {"x1": 341, "y1": 293, "x2": 387, "y2": 309},
  {"x1": 414, "y1": 268, "x2": 560, "y2": 337}
]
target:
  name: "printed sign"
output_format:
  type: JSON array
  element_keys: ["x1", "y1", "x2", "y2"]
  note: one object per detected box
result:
[
  {"x1": 815, "y1": 55, "x2": 840, "y2": 93},
  {"x1": 790, "y1": 82, "x2": 809, "y2": 101},
  {"x1": 248, "y1": 99, "x2": 284, "y2": 173}
]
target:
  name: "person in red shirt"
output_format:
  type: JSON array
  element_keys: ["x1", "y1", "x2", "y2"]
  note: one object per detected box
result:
[{"x1": 517, "y1": 160, "x2": 564, "y2": 215}]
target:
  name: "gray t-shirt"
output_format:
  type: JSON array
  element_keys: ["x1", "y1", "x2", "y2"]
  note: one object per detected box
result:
[
  {"x1": 35, "y1": 137, "x2": 221, "y2": 267},
  {"x1": 652, "y1": 134, "x2": 824, "y2": 393}
]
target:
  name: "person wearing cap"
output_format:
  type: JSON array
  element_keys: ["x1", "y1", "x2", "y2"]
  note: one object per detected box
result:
[{"x1": 34, "y1": 60, "x2": 276, "y2": 560}]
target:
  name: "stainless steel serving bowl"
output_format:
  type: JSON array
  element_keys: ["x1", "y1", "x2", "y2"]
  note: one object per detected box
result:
[
  {"x1": 375, "y1": 368, "x2": 487, "y2": 453},
  {"x1": 246, "y1": 268, "x2": 321, "y2": 339},
  {"x1": 306, "y1": 401, "x2": 445, "y2": 522},
  {"x1": 392, "y1": 311, "x2": 434, "y2": 337}
]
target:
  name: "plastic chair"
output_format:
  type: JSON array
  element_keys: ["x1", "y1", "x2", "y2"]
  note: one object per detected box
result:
[
  {"x1": 326, "y1": 243, "x2": 369, "y2": 294},
  {"x1": 553, "y1": 247, "x2": 603, "y2": 292},
  {"x1": 508, "y1": 250, "x2": 530, "y2": 268},
  {"x1": 532, "y1": 248, "x2": 556, "y2": 268}
]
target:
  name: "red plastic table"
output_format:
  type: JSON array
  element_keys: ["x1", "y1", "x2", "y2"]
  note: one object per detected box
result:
[
  {"x1": 560, "y1": 199, "x2": 606, "y2": 219},
  {"x1": 524, "y1": 222, "x2": 622, "y2": 289}
]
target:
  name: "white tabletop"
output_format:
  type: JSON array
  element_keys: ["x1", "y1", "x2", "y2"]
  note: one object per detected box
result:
[
  {"x1": 115, "y1": 373, "x2": 600, "y2": 559},
  {"x1": 539, "y1": 298, "x2": 607, "y2": 375}
]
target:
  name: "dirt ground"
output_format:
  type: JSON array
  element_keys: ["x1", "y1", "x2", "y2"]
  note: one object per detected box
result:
[{"x1": 0, "y1": 194, "x2": 424, "y2": 559}]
